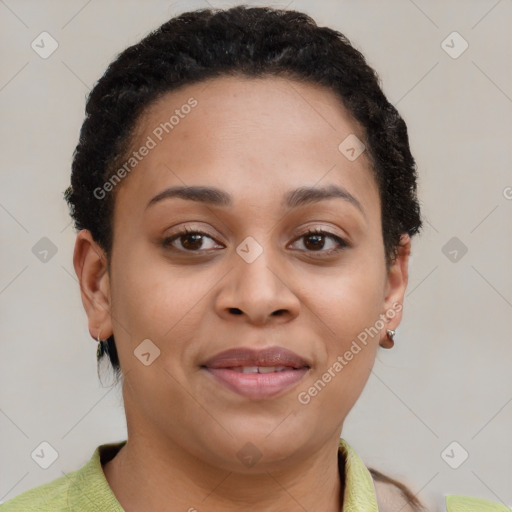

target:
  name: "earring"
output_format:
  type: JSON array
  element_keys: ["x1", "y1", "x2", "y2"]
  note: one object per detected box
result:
[
  {"x1": 96, "y1": 331, "x2": 104, "y2": 360},
  {"x1": 381, "y1": 329, "x2": 396, "y2": 349}
]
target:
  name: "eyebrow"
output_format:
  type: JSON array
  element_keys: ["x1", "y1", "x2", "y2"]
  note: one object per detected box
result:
[{"x1": 145, "y1": 184, "x2": 365, "y2": 217}]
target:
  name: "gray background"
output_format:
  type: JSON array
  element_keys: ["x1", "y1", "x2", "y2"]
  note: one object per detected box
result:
[{"x1": 1, "y1": 1, "x2": 511, "y2": 510}]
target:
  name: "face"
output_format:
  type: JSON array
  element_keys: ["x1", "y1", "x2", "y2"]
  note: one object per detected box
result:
[{"x1": 75, "y1": 75, "x2": 410, "y2": 473}]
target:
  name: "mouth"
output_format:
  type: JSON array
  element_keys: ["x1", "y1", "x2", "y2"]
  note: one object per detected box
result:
[
  {"x1": 201, "y1": 346, "x2": 311, "y2": 400},
  {"x1": 227, "y1": 366, "x2": 295, "y2": 373}
]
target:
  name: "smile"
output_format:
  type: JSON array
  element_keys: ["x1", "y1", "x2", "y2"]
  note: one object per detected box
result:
[{"x1": 201, "y1": 346, "x2": 311, "y2": 399}]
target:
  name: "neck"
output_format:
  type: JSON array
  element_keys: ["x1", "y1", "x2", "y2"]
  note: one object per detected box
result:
[{"x1": 103, "y1": 432, "x2": 344, "y2": 512}]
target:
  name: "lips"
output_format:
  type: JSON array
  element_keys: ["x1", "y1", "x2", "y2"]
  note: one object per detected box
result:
[
  {"x1": 202, "y1": 346, "x2": 310, "y2": 369},
  {"x1": 201, "y1": 346, "x2": 311, "y2": 399}
]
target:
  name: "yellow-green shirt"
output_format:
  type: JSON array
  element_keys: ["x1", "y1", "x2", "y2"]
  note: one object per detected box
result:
[{"x1": 0, "y1": 438, "x2": 509, "y2": 511}]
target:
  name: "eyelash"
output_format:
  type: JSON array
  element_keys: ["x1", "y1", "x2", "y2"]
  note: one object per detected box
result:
[{"x1": 162, "y1": 226, "x2": 349, "y2": 256}]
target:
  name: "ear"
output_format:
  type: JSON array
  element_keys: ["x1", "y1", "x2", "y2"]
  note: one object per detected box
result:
[
  {"x1": 73, "y1": 229, "x2": 113, "y2": 341},
  {"x1": 379, "y1": 234, "x2": 411, "y2": 348}
]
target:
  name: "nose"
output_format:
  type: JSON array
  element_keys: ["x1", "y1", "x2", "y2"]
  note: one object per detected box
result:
[{"x1": 214, "y1": 246, "x2": 301, "y2": 326}]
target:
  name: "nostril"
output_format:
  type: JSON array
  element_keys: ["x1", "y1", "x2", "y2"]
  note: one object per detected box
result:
[{"x1": 229, "y1": 308, "x2": 243, "y2": 315}]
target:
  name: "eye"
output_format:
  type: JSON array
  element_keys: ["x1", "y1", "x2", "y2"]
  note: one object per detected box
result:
[
  {"x1": 289, "y1": 228, "x2": 348, "y2": 255},
  {"x1": 162, "y1": 227, "x2": 223, "y2": 252},
  {"x1": 162, "y1": 226, "x2": 349, "y2": 255}
]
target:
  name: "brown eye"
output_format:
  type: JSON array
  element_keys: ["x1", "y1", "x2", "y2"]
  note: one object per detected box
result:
[
  {"x1": 162, "y1": 227, "x2": 222, "y2": 252},
  {"x1": 291, "y1": 229, "x2": 348, "y2": 255},
  {"x1": 303, "y1": 232, "x2": 325, "y2": 250},
  {"x1": 162, "y1": 227, "x2": 348, "y2": 256},
  {"x1": 180, "y1": 232, "x2": 204, "y2": 250}
]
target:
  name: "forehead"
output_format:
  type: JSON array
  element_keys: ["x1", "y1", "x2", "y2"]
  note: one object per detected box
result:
[{"x1": 113, "y1": 75, "x2": 380, "y2": 223}]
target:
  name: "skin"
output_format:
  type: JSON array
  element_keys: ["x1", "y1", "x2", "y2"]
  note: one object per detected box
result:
[{"x1": 73, "y1": 75, "x2": 411, "y2": 512}]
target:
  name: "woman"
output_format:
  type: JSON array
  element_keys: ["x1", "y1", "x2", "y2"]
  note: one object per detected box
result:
[{"x1": 1, "y1": 5, "x2": 507, "y2": 512}]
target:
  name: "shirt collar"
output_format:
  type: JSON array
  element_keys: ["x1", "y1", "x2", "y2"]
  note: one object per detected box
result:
[
  {"x1": 66, "y1": 438, "x2": 378, "y2": 511},
  {"x1": 338, "y1": 437, "x2": 379, "y2": 512},
  {"x1": 67, "y1": 440, "x2": 126, "y2": 511}
]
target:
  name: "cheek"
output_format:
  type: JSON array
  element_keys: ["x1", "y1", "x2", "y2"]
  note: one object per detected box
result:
[
  {"x1": 309, "y1": 260, "x2": 385, "y2": 348},
  {"x1": 299, "y1": 256, "x2": 384, "y2": 402},
  {"x1": 108, "y1": 244, "x2": 174, "y2": 353},
  {"x1": 109, "y1": 245, "x2": 215, "y2": 361}
]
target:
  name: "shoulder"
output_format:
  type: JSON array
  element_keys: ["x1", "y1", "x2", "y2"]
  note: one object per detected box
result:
[
  {"x1": 1, "y1": 442, "x2": 125, "y2": 512},
  {"x1": 369, "y1": 469, "x2": 511, "y2": 512},
  {"x1": 369, "y1": 467, "x2": 426, "y2": 512},
  {"x1": 0, "y1": 472, "x2": 72, "y2": 511},
  {"x1": 445, "y1": 495, "x2": 511, "y2": 512}
]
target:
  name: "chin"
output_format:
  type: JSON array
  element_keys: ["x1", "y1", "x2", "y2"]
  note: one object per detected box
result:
[{"x1": 197, "y1": 425, "x2": 316, "y2": 472}]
